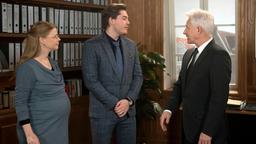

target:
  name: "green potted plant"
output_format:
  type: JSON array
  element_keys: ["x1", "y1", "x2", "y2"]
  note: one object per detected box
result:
[{"x1": 136, "y1": 50, "x2": 167, "y2": 120}]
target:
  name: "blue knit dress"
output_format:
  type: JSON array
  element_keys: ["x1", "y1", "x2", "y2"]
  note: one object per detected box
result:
[{"x1": 15, "y1": 57, "x2": 70, "y2": 144}]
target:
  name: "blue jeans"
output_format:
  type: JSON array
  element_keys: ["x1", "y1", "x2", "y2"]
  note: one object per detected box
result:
[{"x1": 90, "y1": 115, "x2": 136, "y2": 144}]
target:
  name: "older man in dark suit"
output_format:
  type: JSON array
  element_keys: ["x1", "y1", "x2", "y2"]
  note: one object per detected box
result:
[
  {"x1": 160, "y1": 9, "x2": 231, "y2": 144},
  {"x1": 82, "y1": 3, "x2": 143, "y2": 144}
]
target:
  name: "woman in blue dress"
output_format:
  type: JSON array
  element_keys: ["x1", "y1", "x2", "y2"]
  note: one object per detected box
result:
[{"x1": 15, "y1": 21, "x2": 70, "y2": 144}]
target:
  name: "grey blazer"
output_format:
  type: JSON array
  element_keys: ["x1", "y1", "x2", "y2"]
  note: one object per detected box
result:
[{"x1": 82, "y1": 33, "x2": 143, "y2": 118}]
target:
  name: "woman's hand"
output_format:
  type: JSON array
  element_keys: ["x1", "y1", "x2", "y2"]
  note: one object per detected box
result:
[{"x1": 22, "y1": 124, "x2": 40, "y2": 144}]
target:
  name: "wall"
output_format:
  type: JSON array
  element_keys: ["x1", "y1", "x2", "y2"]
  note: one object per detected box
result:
[
  {"x1": 111, "y1": 0, "x2": 163, "y2": 53},
  {"x1": 236, "y1": 0, "x2": 256, "y2": 102}
]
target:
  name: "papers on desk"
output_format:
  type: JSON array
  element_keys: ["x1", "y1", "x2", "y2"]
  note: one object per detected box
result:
[
  {"x1": 227, "y1": 99, "x2": 256, "y2": 111},
  {"x1": 227, "y1": 99, "x2": 245, "y2": 110},
  {"x1": 227, "y1": 99, "x2": 243, "y2": 106},
  {"x1": 242, "y1": 102, "x2": 256, "y2": 111}
]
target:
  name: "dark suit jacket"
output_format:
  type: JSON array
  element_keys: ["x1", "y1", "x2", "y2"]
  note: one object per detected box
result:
[
  {"x1": 167, "y1": 40, "x2": 231, "y2": 143},
  {"x1": 82, "y1": 33, "x2": 143, "y2": 118}
]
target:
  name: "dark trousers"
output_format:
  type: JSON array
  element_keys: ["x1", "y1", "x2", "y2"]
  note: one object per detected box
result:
[
  {"x1": 182, "y1": 138, "x2": 195, "y2": 144},
  {"x1": 90, "y1": 115, "x2": 136, "y2": 144},
  {"x1": 182, "y1": 128, "x2": 228, "y2": 144},
  {"x1": 182, "y1": 129, "x2": 196, "y2": 144}
]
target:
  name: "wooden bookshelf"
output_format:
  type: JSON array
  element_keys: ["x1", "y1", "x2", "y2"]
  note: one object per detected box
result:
[
  {"x1": 0, "y1": 0, "x2": 105, "y2": 11},
  {"x1": 0, "y1": 33, "x2": 94, "y2": 41}
]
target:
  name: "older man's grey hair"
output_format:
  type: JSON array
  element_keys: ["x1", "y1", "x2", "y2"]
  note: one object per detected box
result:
[{"x1": 186, "y1": 9, "x2": 215, "y2": 37}]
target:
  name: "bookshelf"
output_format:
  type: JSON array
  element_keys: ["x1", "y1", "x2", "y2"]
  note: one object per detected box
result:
[{"x1": 0, "y1": 0, "x2": 108, "y2": 143}]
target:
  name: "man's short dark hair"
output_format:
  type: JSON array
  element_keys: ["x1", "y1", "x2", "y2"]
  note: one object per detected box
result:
[{"x1": 101, "y1": 3, "x2": 127, "y2": 31}]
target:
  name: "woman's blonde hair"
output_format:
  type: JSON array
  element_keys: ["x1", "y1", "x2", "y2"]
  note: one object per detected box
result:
[{"x1": 18, "y1": 21, "x2": 56, "y2": 66}]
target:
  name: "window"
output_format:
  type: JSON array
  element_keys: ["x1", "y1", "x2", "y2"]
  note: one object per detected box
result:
[{"x1": 163, "y1": 0, "x2": 237, "y2": 90}]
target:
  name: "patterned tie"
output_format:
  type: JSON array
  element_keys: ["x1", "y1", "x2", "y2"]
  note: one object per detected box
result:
[
  {"x1": 186, "y1": 48, "x2": 198, "y2": 81},
  {"x1": 113, "y1": 41, "x2": 123, "y2": 79}
]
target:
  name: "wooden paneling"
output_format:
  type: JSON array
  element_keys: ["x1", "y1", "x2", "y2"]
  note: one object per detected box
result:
[
  {"x1": 122, "y1": 0, "x2": 145, "y2": 48},
  {"x1": 237, "y1": 0, "x2": 248, "y2": 101},
  {"x1": 0, "y1": 113, "x2": 18, "y2": 144},
  {"x1": 237, "y1": 0, "x2": 256, "y2": 102},
  {"x1": 247, "y1": 0, "x2": 256, "y2": 100},
  {"x1": 136, "y1": 91, "x2": 181, "y2": 144},
  {"x1": 118, "y1": 0, "x2": 163, "y2": 54},
  {"x1": 0, "y1": 123, "x2": 18, "y2": 144},
  {"x1": 245, "y1": 0, "x2": 255, "y2": 93},
  {"x1": 69, "y1": 96, "x2": 91, "y2": 144},
  {"x1": 143, "y1": 0, "x2": 163, "y2": 53}
]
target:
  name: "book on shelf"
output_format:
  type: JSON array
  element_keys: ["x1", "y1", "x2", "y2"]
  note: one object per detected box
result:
[
  {"x1": 0, "y1": 90, "x2": 15, "y2": 110},
  {"x1": 64, "y1": 79, "x2": 83, "y2": 97}
]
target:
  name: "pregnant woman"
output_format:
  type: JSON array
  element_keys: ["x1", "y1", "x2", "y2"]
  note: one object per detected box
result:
[{"x1": 15, "y1": 21, "x2": 70, "y2": 144}]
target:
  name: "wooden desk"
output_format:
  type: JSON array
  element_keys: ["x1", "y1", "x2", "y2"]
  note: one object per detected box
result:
[
  {"x1": 226, "y1": 109, "x2": 256, "y2": 115},
  {"x1": 226, "y1": 109, "x2": 256, "y2": 143}
]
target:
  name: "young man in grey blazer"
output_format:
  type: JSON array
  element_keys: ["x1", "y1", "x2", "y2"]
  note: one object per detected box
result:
[
  {"x1": 82, "y1": 3, "x2": 143, "y2": 144},
  {"x1": 160, "y1": 9, "x2": 231, "y2": 144}
]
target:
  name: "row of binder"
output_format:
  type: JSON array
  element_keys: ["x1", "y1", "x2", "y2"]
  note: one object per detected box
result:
[
  {"x1": 62, "y1": 42, "x2": 83, "y2": 68},
  {"x1": 64, "y1": 0, "x2": 108, "y2": 5},
  {"x1": 1, "y1": 2, "x2": 102, "y2": 35},
  {"x1": 0, "y1": 42, "x2": 23, "y2": 72},
  {"x1": 49, "y1": 42, "x2": 84, "y2": 68},
  {"x1": 0, "y1": 42, "x2": 84, "y2": 72}
]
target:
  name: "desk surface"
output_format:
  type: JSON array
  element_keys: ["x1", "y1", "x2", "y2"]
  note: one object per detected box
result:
[{"x1": 226, "y1": 109, "x2": 256, "y2": 115}]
